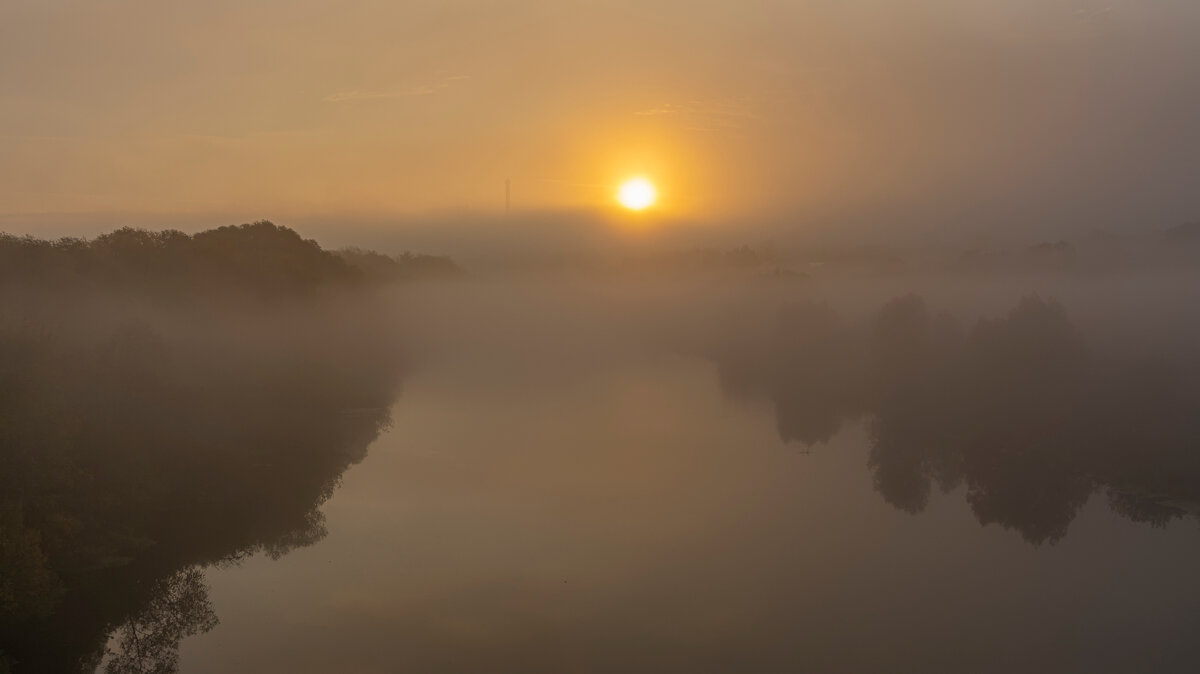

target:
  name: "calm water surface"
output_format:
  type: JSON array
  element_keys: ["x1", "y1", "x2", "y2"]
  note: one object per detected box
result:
[{"x1": 175, "y1": 348, "x2": 1200, "y2": 673}]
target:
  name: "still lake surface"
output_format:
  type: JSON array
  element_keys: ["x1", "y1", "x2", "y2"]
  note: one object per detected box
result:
[{"x1": 172, "y1": 340, "x2": 1200, "y2": 673}]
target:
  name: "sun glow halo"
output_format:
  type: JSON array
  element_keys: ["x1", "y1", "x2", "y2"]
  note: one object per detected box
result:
[{"x1": 617, "y1": 177, "x2": 657, "y2": 211}]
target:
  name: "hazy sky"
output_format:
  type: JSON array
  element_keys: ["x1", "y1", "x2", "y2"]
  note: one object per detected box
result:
[{"x1": 2, "y1": 0, "x2": 1198, "y2": 238}]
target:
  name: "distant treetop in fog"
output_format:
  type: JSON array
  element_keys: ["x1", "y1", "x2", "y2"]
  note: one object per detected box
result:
[
  {"x1": 336, "y1": 247, "x2": 461, "y2": 282},
  {"x1": 0, "y1": 221, "x2": 456, "y2": 299}
]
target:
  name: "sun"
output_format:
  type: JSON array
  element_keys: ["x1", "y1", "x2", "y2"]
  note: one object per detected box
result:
[{"x1": 617, "y1": 177, "x2": 657, "y2": 211}]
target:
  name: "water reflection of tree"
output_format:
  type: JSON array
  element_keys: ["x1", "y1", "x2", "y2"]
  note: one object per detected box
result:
[
  {"x1": 99, "y1": 569, "x2": 218, "y2": 674},
  {"x1": 716, "y1": 301, "x2": 866, "y2": 447},
  {"x1": 0, "y1": 223, "x2": 405, "y2": 672},
  {"x1": 713, "y1": 294, "x2": 1200, "y2": 545}
]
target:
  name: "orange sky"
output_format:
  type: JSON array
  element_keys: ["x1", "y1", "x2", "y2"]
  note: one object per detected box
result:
[{"x1": 2, "y1": 1, "x2": 1199, "y2": 235}]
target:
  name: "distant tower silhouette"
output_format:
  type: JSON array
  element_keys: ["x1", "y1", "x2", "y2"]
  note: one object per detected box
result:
[{"x1": 505, "y1": 178, "x2": 511, "y2": 213}]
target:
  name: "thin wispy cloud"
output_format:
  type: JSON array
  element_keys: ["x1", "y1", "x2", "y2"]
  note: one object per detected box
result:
[
  {"x1": 634, "y1": 99, "x2": 758, "y2": 131},
  {"x1": 633, "y1": 104, "x2": 681, "y2": 116},
  {"x1": 324, "y1": 75, "x2": 469, "y2": 103},
  {"x1": 1073, "y1": 6, "x2": 1113, "y2": 21},
  {"x1": 537, "y1": 177, "x2": 607, "y2": 188}
]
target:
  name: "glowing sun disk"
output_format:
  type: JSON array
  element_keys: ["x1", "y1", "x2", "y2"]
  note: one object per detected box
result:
[{"x1": 617, "y1": 178, "x2": 657, "y2": 210}]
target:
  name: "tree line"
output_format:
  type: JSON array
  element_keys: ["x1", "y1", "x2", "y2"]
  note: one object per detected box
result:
[{"x1": 0, "y1": 220, "x2": 458, "y2": 301}]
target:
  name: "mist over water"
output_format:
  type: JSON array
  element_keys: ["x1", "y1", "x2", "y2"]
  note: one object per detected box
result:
[
  {"x1": 186, "y1": 266, "x2": 1200, "y2": 673},
  {"x1": 7, "y1": 223, "x2": 1200, "y2": 672}
]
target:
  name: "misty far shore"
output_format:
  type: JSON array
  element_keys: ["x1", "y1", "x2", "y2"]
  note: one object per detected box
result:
[{"x1": 6, "y1": 214, "x2": 1200, "y2": 278}]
